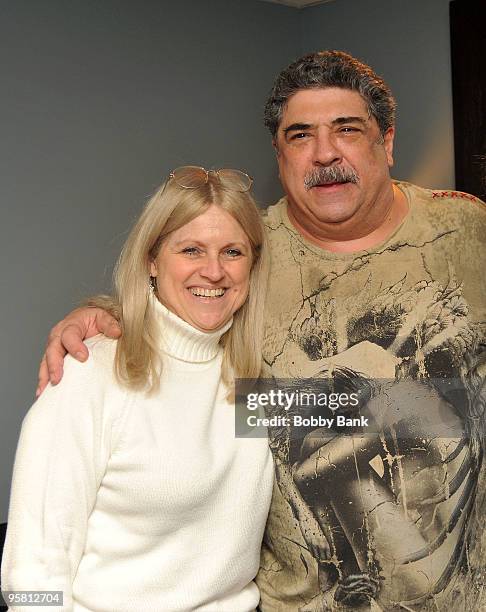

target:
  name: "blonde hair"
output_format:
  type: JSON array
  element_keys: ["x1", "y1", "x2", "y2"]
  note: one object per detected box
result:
[{"x1": 110, "y1": 174, "x2": 268, "y2": 393}]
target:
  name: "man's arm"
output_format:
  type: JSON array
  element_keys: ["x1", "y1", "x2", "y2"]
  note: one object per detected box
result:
[{"x1": 36, "y1": 295, "x2": 121, "y2": 397}]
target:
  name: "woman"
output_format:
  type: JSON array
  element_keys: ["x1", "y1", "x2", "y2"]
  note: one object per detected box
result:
[{"x1": 1, "y1": 166, "x2": 274, "y2": 611}]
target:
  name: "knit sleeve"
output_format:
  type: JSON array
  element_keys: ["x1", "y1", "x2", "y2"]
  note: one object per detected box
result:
[{"x1": 1, "y1": 341, "x2": 125, "y2": 611}]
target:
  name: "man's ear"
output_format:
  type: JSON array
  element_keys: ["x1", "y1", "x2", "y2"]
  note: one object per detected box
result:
[
  {"x1": 383, "y1": 127, "x2": 395, "y2": 167},
  {"x1": 272, "y1": 138, "x2": 280, "y2": 157}
]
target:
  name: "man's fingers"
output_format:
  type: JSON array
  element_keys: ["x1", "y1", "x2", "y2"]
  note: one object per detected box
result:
[
  {"x1": 96, "y1": 311, "x2": 122, "y2": 339},
  {"x1": 36, "y1": 306, "x2": 120, "y2": 392},
  {"x1": 36, "y1": 355, "x2": 49, "y2": 397},
  {"x1": 61, "y1": 323, "x2": 90, "y2": 361},
  {"x1": 45, "y1": 322, "x2": 88, "y2": 387},
  {"x1": 44, "y1": 335, "x2": 68, "y2": 387}
]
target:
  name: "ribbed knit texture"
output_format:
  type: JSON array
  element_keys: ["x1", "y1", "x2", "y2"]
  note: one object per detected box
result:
[{"x1": 2, "y1": 300, "x2": 274, "y2": 611}]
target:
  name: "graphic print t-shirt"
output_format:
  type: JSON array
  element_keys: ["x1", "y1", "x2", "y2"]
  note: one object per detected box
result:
[{"x1": 256, "y1": 182, "x2": 486, "y2": 611}]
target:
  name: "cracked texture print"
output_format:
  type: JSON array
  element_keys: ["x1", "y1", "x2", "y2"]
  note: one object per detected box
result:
[{"x1": 256, "y1": 182, "x2": 486, "y2": 611}]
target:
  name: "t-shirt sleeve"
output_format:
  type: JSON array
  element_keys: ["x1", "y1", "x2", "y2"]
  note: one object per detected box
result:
[{"x1": 1, "y1": 344, "x2": 124, "y2": 611}]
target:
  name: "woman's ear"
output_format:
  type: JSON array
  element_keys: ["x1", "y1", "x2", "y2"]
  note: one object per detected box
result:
[{"x1": 150, "y1": 260, "x2": 158, "y2": 277}]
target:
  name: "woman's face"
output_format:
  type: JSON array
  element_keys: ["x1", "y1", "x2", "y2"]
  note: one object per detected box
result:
[{"x1": 150, "y1": 205, "x2": 253, "y2": 332}]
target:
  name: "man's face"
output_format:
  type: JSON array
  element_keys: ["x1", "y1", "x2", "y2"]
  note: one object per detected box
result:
[{"x1": 274, "y1": 87, "x2": 395, "y2": 239}]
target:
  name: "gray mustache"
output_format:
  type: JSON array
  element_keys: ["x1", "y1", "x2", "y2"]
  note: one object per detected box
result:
[{"x1": 304, "y1": 166, "x2": 359, "y2": 190}]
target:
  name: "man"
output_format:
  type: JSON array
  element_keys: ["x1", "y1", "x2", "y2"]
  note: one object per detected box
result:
[{"x1": 37, "y1": 51, "x2": 486, "y2": 610}]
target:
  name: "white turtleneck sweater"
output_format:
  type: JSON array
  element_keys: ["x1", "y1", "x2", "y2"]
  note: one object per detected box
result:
[{"x1": 2, "y1": 301, "x2": 274, "y2": 611}]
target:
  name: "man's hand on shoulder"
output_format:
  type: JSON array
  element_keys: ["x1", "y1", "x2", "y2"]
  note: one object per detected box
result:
[{"x1": 37, "y1": 307, "x2": 121, "y2": 397}]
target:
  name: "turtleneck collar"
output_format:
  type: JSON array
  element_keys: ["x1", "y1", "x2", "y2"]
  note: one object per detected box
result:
[{"x1": 151, "y1": 296, "x2": 232, "y2": 363}]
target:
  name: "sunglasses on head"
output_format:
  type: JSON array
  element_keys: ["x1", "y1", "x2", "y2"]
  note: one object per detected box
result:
[{"x1": 169, "y1": 166, "x2": 253, "y2": 193}]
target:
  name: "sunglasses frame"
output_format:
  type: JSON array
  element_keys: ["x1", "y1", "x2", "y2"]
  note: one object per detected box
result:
[{"x1": 169, "y1": 166, "x2": 253, "y2": 192}]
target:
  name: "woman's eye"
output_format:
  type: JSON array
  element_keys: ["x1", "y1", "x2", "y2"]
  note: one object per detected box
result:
[
  {"x1": 225, "y1": 249, "x2": 242, "y2": 257},
  {"x1": 181, "y1": 247, "x2": 200, "y2": 255}
]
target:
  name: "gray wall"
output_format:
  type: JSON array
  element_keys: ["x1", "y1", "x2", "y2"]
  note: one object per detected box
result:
[
  {"x1": 0, "y1": 0, "x2": 456, "y2": 521},
  {"x1": 0, "y1": 0, "x2": 299, "y2": 521},
  {"x1": 300, "y1": 0, "x2": 455, "y2": 189}
]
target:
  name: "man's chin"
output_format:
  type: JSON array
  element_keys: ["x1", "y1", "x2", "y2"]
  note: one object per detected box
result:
[
  {"x1": 288, "y1": 188, "x2": 360, "y2": 229},
  {"x1": 310, "y1": 196, "x2": 360, "y2": 225}
]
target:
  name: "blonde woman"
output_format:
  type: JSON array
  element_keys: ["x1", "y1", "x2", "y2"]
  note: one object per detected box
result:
[{"x1": 2, "y1": 167, "x2": 274, "y2": 611}]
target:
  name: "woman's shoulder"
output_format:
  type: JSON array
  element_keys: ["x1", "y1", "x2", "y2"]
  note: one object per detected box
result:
[
  {"x1": 83, "y1": 334, "x2": 118, "y2": 369},
  {"x1": 20, "y1": 336, "x2": 128, "y2": 461},
  {"x1": 23, "y1": 335, "x2": 132, "y2": 440},
  {"x1": 43, "y1": 335, "x2": 119, "y2": 399},
  {"x1": 65, "y1": 333, "x2": 116, "y2": 368}
]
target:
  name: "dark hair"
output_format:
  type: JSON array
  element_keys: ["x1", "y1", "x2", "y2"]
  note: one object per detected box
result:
[{"x1": 264, "y1": 50, "x2": 396, "y2": 138}]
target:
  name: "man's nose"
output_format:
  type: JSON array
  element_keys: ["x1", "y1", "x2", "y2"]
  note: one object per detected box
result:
[
  {"x1": 312, "y1": 130, "x2": 342, "y2": 166},
  {"x1": 200, "y1": 255, "x2": 225, "y2": 281}
]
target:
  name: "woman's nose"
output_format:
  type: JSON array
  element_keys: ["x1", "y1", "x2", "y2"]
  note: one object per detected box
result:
[{"x1": 199, "y1": 255, "x2": 225, "y2": 281}]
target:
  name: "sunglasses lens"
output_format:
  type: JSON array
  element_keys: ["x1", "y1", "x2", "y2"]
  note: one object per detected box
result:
[
  {"x1": 217, "y1": 169, "x2": 252, "y2": 192},
  {"x1": 172, "y1": 166, "x2": 208, "y2": 189}
]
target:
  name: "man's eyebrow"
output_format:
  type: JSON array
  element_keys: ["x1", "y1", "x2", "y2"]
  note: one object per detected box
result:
[
  {"x1": 282, "y1": 116, "x2": 369, "y2": 134},
  {"x1": 331, "y1": 116, "x2": 368, "y2": 126},
  {"x1": 282, "y1": 123, "x2": 313, "y2": 134}
]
